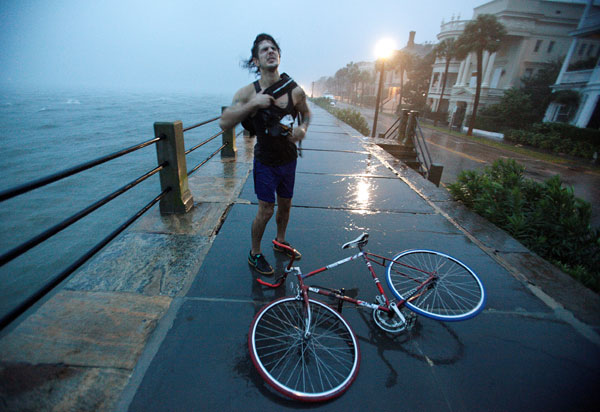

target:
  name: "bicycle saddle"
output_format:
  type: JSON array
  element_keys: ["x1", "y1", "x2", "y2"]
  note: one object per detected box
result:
[{"x1": 342, "y1": 233, "x2": 369, "y2": 249}]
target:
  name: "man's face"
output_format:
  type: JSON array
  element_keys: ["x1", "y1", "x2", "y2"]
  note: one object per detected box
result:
[{"x1": 254, "y1": 40, "x2": 280, "y2": 71}]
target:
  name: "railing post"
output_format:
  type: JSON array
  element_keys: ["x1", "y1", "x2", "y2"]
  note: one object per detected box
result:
[
  {"x1": 154, "y1": 121, "x2": 194, "y2": 214},
  {"x1": 397, "y1": 109, "x2": 410, "y2": 142},
  {"x1": 221, "y1": 107, "x2": 237, "y2": 158},
  {"x1": 404, "y1": 111, "x2": 418, "y2": 149},
  {"x1": 428, "y1": 164, "x2": 444, "y2": 187}
]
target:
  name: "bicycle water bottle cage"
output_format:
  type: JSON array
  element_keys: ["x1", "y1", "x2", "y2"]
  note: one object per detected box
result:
[{"x1": 342, "y1": 233, "x2": 369, "y2": 249}]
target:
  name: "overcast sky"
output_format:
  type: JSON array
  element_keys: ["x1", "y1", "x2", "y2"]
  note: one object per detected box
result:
[{"x1": 0, "y1": 0, "x2": 589, "y2": 94}]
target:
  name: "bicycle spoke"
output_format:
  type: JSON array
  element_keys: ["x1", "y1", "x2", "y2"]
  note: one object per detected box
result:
[
  {"x1": 387, "y1": 250, "x2": 485, "y2": 320},
  {"x1": 249, "y1": 298, "x2": 359, "y2": 400}
]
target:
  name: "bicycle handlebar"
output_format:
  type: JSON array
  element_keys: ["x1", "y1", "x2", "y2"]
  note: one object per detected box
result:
[
  {"x1": 254, "y1": 240, "x2": 299, "y2": 288},
  {"x1": 272, "y1": 239, "x2": 298, "y2": 270},
  {"x1": 256, "y1": 275, "x2": 287, "y2": 288}
]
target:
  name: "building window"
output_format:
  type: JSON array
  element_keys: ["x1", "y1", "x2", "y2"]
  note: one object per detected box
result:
[
  {"x1": 579, "y1": 43, "x2": 587, "y2": 56},
  {"x1": 534, "y1": 40, "x2": 542, "y2": 52},
  {"x1": 555, "y1": 104, "x2": 576, "y2": 123},
  {"x1": 432, "y1": 73, "x2": 440, "y2": 89},
  {"x1": 547, "y1": 41, "x2": 555, "y2": 53},
  {"x1": 588, "y1": 45, "x2": 595, "y2": 57},
  {"x1": 524, "y1": 68, "x2": 534, "y2": 78}
]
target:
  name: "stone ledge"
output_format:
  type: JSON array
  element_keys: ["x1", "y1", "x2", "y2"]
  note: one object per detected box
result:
[
  {"x1": 0, "y1": 290, "x2": 171, "y2": 369},
  {"x1": 0, "y1": 362, "x2": 129, "y2": 412}
]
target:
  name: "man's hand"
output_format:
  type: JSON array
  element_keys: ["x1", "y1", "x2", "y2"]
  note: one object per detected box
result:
[
  {"x1": 290, "y1": 125, "x2": 306, "y2": 143},
  {"x1": 219, "y1": 86, "x2": 274, "y2": 131},
  {"x1": 251, "y1": 90, "x2": 274, "y2": 110}
]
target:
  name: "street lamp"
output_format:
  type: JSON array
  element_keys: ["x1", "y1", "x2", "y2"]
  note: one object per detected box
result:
[{"x1": 372, "y1": 38, "x2": 395, "y2": 137}]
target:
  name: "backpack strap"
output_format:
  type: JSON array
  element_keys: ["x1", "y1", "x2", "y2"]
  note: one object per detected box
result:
[
  {"x1": 263, "y1": 73, "x2": 297, "y2": 99},
  {"x1": 253, "y1": 80, "x2": 261, "y2": 93}
]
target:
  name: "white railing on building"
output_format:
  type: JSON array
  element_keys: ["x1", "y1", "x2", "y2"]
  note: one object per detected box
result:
[{"x1": 561, "y1": 70, "x2": 593, "y2": 84}]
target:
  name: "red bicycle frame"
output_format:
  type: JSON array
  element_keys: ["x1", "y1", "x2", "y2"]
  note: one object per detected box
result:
[{"x1": 259, "y1": 240, "x2": 437, "y2": 318}]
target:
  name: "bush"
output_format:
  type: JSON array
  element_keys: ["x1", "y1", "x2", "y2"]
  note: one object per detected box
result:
[
  {"x1": 310, "y1": 98, "x2": 370, "y2": 136},
  {"x1": 423, "y1": 110, "x2": 449, "y2": 124},
  {"x1": 332, "y1": 108, "x2": 370, "y2": 136},
  {"x1": 504, "y1": 122, "x2": 600, "y2": 159},
  {"x1": 475, "y1": 88, "x2": 537, "y2": 132},
  {"x1": 448, "y1": 159, "x2": 600, "y2": 292}
]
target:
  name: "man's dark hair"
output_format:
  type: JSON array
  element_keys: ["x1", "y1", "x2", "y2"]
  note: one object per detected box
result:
[{"x1": 243, "y1": 33, "x2": 281, "y2": 75}]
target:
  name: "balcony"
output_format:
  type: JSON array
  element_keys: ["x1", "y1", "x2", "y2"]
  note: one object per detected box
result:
[
  {"x1": 438, "y1": 19, "x2": 468, "y2": 39},
  {"x1": 560, "y1": 69, "x2": 593, "y2": 85}
]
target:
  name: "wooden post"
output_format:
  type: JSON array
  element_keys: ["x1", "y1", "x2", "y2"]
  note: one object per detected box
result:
[
  {"x1": 221, "y1": 107, "x2": 237, "y2": 158},
  {"x1": 154, "y1": 121, "x2": 194, "y2": 214},
  {"x1": 397, "y1": 109, "x2": 410, "y2": 142},
  {"x1": 428, "y1": 164, "x2": 444, "y2": 187},
  {"x1": 404, "y1": 111, "x2": 418, "y2": 149}
]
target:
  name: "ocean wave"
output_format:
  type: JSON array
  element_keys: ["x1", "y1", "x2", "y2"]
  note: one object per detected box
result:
[{"x1": 65, "y1": 99, "x2": 81, "y2": 105}]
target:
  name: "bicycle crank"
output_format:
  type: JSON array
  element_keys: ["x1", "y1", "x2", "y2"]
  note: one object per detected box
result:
[{"x1": 372, "y1": 298, "x2": 416, "y2": 333}]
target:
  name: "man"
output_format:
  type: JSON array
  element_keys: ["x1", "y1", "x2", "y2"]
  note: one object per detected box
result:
[{"x1": 219, "y1": 33, "x2": 311, "y2": 275}]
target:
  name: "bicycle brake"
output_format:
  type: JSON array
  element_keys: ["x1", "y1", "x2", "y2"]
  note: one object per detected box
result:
[{"x1": 289, "y1": 281, "x2": 300, "y2": 297}]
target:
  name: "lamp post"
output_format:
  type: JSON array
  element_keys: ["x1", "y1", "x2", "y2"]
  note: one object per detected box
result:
[{"x1": 372, "y1": 38, "x2": 395, "y2": 138}]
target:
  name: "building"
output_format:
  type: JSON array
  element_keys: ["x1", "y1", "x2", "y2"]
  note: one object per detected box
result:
[
  {"x1": 543, "y1": 0, "x2": 600, "y2": 128},
  {"x1": 427, "y1": 0, "x2": 587, "y2": 127},
  {"x1": 381, "y1": 32, "x2": 434, "y2": 112}
]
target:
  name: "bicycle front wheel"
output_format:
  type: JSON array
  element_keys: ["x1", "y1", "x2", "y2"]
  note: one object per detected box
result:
[
  {"x1": 248, "y1": 297, "x2": 360, "y2": 402},
  {"x1": 386, "y1": 250, "x2": 485, "y2": 321}
]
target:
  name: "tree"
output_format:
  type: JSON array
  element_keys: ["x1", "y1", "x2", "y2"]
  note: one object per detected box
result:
[
  {"x1": 520, "y1": 58, "x2": 563, "y2": 122},
  {"x1": 479, "y1": 88, "x2": 535, "y2": 130},
  {"x1": 477, "y1": 57, "x2": 563, "y2": 130},
  {"x1": 403, "y1": 51, "x2": 435, "y2": 111},
  {"x1": 433, "y1": 38, "x2": 458, "y2": 118},
  {"x1": 334, "y1": 67, "x2": 349, "y2": 100},
  {"x1": 456, "y1": 14, "x2": 507, "y2": 136},
  {"x1": 389, "y1": 51, "x2": 414, "y2": 111},
  {"x1": 345, "y1": 62, "x2": 361, "y2": 103}
]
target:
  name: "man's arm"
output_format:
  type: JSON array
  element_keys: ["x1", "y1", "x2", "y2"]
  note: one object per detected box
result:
[
  {"x1": 219, "y1": 85, "x2": 273, "y2": 130},
  {"x1": 291, "y1": 87, "x2": 311, "y2": 143}
]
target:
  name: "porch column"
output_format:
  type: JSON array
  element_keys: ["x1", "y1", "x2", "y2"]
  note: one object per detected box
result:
[{"x1": 482, "y1": 52, "x2": 497, "y2": 87}]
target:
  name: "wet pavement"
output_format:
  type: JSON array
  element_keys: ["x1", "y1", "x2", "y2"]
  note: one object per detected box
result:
[
  {"x1": 118, "y1": 105, "x2": 599, "y2": 411},
  {"x1": 337, "y1": 102, "x2": 600, "y2": 228}
]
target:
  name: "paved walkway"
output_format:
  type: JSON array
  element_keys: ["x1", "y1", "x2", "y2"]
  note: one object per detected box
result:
[
  {"x1": 1, "y1": 104, "x2": 599, "y2": 411},
  {"x1": 337, "y1": 101, "x2": 600, "y2": 227},
  {"x1": 123, "y1": 105, "x2": 599, "y2": 411}
]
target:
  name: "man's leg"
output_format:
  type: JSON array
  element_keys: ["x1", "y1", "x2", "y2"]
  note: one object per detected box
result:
[
  {"x1": 251, "y1": 200, "x2": 275, "y2": 255},
  {"x1": 273, "y1": 195, "x2": 301, "y2": 259},
  {"x1": 275, "y1": 195, "x2": 292, "y2": 243}
]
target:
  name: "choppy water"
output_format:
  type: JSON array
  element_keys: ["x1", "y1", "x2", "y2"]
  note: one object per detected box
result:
[{"x1": 0, "y1": 88, "x2": 232, "y2": 320}]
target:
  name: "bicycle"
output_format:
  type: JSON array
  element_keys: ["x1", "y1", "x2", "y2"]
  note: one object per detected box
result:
[{"x1": 248, "y1": 232, "x2": 486, "y2": 402}]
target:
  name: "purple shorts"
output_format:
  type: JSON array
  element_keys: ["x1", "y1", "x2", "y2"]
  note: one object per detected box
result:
[{"x1": 253, "y1": 159, "x2": 297, "y2": 203}]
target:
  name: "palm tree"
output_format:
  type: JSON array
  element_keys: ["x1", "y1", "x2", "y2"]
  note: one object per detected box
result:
[
  {"x1": 389, "y1": 51, "x2": 413, "y2": 112},
  {"x1": 433, "y1": 38, "x2": 457, "y2": 121},
  {"x1": 345, "y1": 62, "x2": 361, "y2": 103},
  {"x1": 334, "y1": 67, "x2": 350, "y2": 101},
  {"x1": 456, "y1": 14, "x2": 506, "y2": 136}
]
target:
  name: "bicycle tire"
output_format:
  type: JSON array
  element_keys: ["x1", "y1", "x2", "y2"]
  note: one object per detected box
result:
[
  {"x1": 386, "y1": 250, "x2": 485, "y2": 321},
  {"x1": 248, "y1": 296, "x2": 360, "y2": 402}
]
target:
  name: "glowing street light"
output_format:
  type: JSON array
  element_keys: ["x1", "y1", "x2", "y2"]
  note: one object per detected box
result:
[{"x1": 372, "y1": 38, "x2": 396, "y2": 137}]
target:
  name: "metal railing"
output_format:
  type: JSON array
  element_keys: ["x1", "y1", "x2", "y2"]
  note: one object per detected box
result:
[
  {"x1": 379, "y1": 116, "x2": 401, "y2": 139},
  {"x1": 378, "y1": 109, "x2": 443, "y2": 186},
  {"x1": 0, "y1": 112, "x2": 237, "y2": 330},
  {"x1": 414, "y1": 116, "x2": 433, "y2": 175}
]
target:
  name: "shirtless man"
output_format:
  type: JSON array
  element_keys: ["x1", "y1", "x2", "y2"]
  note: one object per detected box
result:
[{"x1": 219, "y1": 33, "x2": 311, "y2": 275}]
